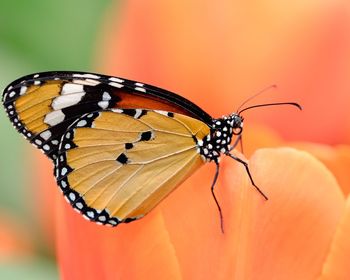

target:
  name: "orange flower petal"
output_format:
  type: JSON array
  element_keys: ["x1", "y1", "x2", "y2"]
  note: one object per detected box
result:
[
  {"x1": 34, "y1": 150, "x2": 57, "y2": 249},
  {"x1": 319, "y1": 196, "x2": 350, "y2": 279},
  {"x1": 57, "y1": 147, "x2": 344, "y2": 279},
  {"x1": 227, "y1": 148, "x2": 344, "y2": 278},
  {"x1": 240, "y1": 123, "x2": 283, "y2": 157},
  {"x1": 291, "y1": 143, "x2": 350, "y2": 195},
  {"x1": 56, "y1": 199, "x2": 182, "y2": 279}
]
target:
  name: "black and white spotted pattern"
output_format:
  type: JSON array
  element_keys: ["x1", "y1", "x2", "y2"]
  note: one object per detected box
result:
[{"x1": 197, "y1": 114, "x2": 243, "y2": 163}]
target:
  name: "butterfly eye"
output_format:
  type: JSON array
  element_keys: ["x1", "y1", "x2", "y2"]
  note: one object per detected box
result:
[{"x1": 232, "y1": 127, "x2": 242, "y2": 135}]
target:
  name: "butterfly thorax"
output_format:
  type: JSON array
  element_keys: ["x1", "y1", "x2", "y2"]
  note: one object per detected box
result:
[{"x1": 197, "y1": 113, "x2": 243, "y2": 163}]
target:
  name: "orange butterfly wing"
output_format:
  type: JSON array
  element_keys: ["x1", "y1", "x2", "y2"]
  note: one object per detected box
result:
[{"x1": 2, "y1": 71, "x2": 211, "y2": 160}]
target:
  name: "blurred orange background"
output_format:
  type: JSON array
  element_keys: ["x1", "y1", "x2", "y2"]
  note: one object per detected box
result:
[{"x1": 1, "y1": 1, "x2": 350, "y2": 279}]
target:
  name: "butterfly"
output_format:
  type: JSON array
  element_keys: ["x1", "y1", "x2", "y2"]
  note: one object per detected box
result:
[{"x1": 2, "y1": 71, "x2": 301, "y2": 230}]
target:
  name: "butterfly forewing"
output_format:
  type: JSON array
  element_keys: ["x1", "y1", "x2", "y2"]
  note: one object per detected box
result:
[
  {"x1": 2, "y1": 71, "x2": 211, "y2": 160},
  {"x1": 55, "y1": 109, "x2": 209, "y2": 225}
]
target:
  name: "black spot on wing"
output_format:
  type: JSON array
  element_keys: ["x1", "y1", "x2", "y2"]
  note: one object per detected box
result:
[
  {"x1": 125, "y1": 143, "x2": 133, "y2": 150},
  {"x1": 140, "y1": 131, "x2": 153, "y2": 141},
  {"x1": 81, "y1": 83, "x2": 121, "y2": 107},
  {"x1": 122, "y1": 109, "x2": 136, "y2": 117},
  {"x1": 124, "y1": 217, "x2": 137, "y2": 223},
  {"x1": 122, "y1": 109, "x2": 147, "y2": 119},
  {"x1": 116, "y1": 153, "x2": 128, "y2": 164}
]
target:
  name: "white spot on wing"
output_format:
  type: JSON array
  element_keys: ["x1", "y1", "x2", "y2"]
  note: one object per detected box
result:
[
  {"x1": 69, "y1": 192, "x2": 76, "y2": 201},
  {"x1": 20, "y1": 86, "x2": 27, "y2": 95},
  {"x1": 52, "y1": 92, "x2": 85, "y2": 110},
  {"x1": 99, "y1": 216, "x2": 106, "y2": 222},
  {"x1": 134, "y1": 109, "x2": 142, "y2": 119},
  {"x1": 135, "y1": 87, "x2": 146, "y2": 93},
  {"x1": 44, "y1": 110, "x2": 65, "y2": 126},
  {"x1": 111, "y1": 108, "x2": 123, "y2": 113},
  {"x1": 76, "y1": 119, "x2": 87, "y2": 127},
  {"x1": 98, "y1": 101, "x2": 109, "y2": 109},
  {"x1": 72, "y1": 73, "x2": 100, "y2": 79},
  {"x1": 102, "y1": 92, "x2": 111, "y2": 100},
  {"x1": 154, "y1": 110, "x2": 168, "y2": 116},
  {"x1": 61, "y1": 181, "x2": 67, "y2": 188},
  {"x1": 87, "y1": 211, "x2": 95, "y2": 218},
  {"x1": 135, "y1": 82, "x2": 144, "y2": 87},
  {"x1": 8, "y1": 91, "x2": 16, "y2": 98},
  {"x1": 43, "y1": 144, "x2": 50, "y2": 151},
  {"x1": 61, "y1": 167, "x2": 68, "y2": 176},
  {"x1": 76, "y1": 202, "x2": 83, "y2": 209},
  {"x1": 61, "y1": 83, "x2": 84, "y2": 95},
  {"x1": 109, "y1": 82, "x2": 123, "y2": 88},
  {"x1": 72, "y1": 79, "x2": 100, "y2": 86},
  {"x1": 40, "y1": 130, "x2": 52, "y2": 140},
  {"x1": 109, "y1": 77, "x2": 124, "y2": 83}
]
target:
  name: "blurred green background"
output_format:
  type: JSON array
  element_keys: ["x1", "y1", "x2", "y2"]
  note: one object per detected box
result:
[{"x1": 0, "y1": 0, "x2": 116, "y2": 278}]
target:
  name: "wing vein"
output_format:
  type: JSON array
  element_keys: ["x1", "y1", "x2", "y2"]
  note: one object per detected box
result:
[
  {"x1": 129, "y1": 146, "x2": 196, "y2": 164},
  {"x1": 117, "y1": 151, "x2": 199, "y2": 217},
  {"x1": 61, "y1": 145, "x2": 196, "y2": 176},
  {"x1": 80, "y1": 165, "x2": 122, "y2": 198},
  {"x1": 136, "y1": 111, "x2": 195, "y2": 137},
  {"x1": 104, "y1": 165, "x2": 145, "y2": 211}
]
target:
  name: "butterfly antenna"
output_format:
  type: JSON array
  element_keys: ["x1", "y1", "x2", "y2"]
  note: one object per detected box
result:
[
  {"x1": 211, "y1": 161, "x2": 224, "y2": 233},
  {"x1": 236, "y1": 84, "x2": 277, "y2": 113},
  {"x1": 238, "y1": 102, "x2": 302, "y2": 115}
]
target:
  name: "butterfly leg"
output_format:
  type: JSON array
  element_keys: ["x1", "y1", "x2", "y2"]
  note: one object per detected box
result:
[
  {"x1": 229, "y1": 134, "x2": 243, "y2": 153},
  {"x1": 210, "y1": 161, "x2": 224, "y2": 233},
  {"x1": 226, "y1": 153, "x2": 268, "y2": 200}
]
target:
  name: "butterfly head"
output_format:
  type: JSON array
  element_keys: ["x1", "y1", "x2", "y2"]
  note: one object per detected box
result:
[{"x1": 229, "y1": 113, "x2": 244, "y2": 135}]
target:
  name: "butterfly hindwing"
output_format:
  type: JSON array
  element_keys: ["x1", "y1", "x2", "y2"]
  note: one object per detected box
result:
[
  {"x1": 55, "y1": 109, "x2": 209, "y2": 225},
  {"x1": 2, "y1": 71, "x2": 211, "y2": 160}
]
